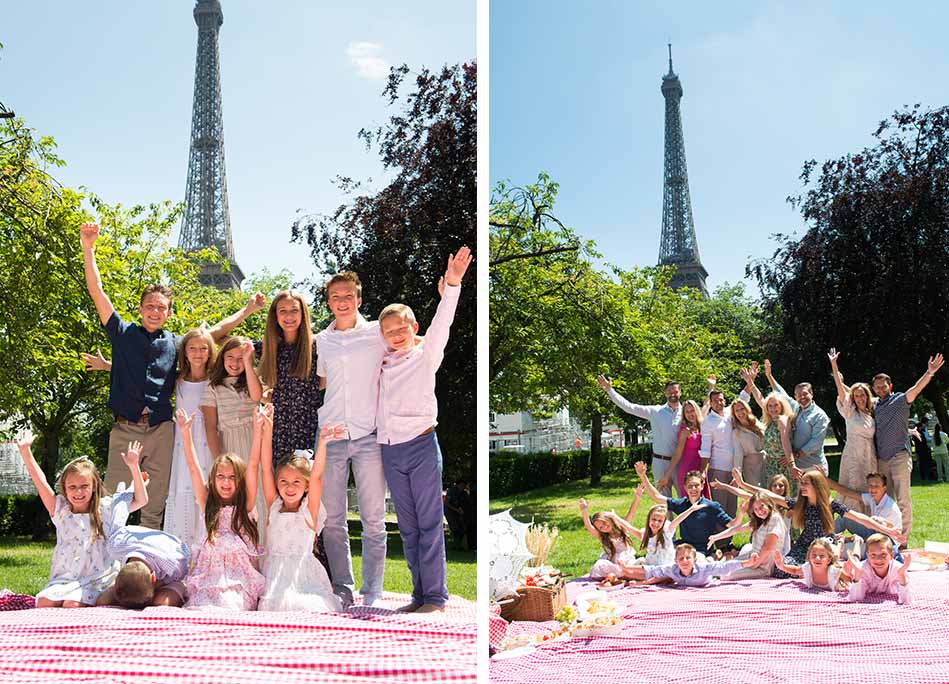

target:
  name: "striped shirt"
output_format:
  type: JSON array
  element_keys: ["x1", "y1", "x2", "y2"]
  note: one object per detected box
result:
[
  {"x1": 873, "y1": 392, "x2": 912, "y2": 460},
  {"x1": 107, "y1": 525, "x2": 190, "y2": 584}
]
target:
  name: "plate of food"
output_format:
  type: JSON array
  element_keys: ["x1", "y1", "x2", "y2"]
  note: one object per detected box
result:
[{"x1": 572, "y1": 614, "x2": 625, "y2": 637}]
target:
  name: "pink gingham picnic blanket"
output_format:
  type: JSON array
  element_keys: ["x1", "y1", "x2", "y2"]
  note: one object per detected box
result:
[
  {"x1": 491, "y1": 573, "x2": 949, "y2": 684},
  {"x1": 0, "y1": 593, "x2": 476, "y2": 683}
]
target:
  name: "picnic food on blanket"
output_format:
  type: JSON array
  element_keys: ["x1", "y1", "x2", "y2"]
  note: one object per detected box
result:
[
  {"x1": 554, "y1": 605, "x2": 577, "y2": 625},
  {"x1": 519, "y1": 565, "x2": 563, "y2": 588},
  {"x1": 500, "y1": 567, "x2": 567, "y2": 621}
]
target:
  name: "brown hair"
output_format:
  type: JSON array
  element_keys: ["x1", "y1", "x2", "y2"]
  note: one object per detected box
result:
[
  {"x1": 205, "y1": 453, "x2": 259, "y2": 548},
  {"x1": 57, "y1": 458, "x2": 105, "y2": 542},
  {"x1": 590, "y1": 511, "x2": 634, "y2": 561},
  {"x1": 178, "y1": 327, "x2": 216, "y2": 381},
  {"x1": 768, "y1": 473, "x2": 791, "y2": 496},
  {"x1": 747, "y1": 493, "x2": 778, "y2": 534},
  {"x1": 114, "y1": 561, "x2": 154, "y2": 609},
  {"x1": 139, "y1": 284, "x2": 173, "y2": 306},
  {"x1": 258, "y1": 291, "x2": 313, "y2": 388},
  {"x1": 675, "y1": 543, "x2": 697, "y2": 559},
  {"x1": 208, "y1": 336, "x2": 249, "y2": 394},
  {"x1": 684, "y1": 470, "x2": 704, "y2": 486},
  {"x1": 325, "y1": 271, "x2": 363, "y2": 299},
  {"x1": 639, "y1": 504, "x2": 670, "y2": 552},
  {"x1": 872, "y1": 373, "x2": 892, "y2": 385},
  {"x1": 791, "y1": 470, "x2": 834, "y2": 534},
  {"x1": 275, "y1": 456, "x2": 312, "y2": 509},
  {"x1": 866, "y1": 472, "x2": 887, "y2": 487},
  {"x1": 794, "y1": 382, "x2": 813, "y2": 394}
]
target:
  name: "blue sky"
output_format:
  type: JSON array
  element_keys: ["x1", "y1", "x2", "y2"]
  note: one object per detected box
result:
[
  {"x1": 3, "y1": 1, "x2": 475, "y2": 288},
  {"x1": 490, "y1": 0, "x2": 949, "y2": 293}
]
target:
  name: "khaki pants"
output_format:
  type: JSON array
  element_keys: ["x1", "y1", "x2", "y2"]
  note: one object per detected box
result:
[
  {"x1": 876, "y1": 450, "x2": 912, "y2": 539},
  {"x1": 708, "y1": 467, "x2": 737, "y2": 519},
  {"x1": 105, "y1": 420, "x2": 174, "y2": 529}
]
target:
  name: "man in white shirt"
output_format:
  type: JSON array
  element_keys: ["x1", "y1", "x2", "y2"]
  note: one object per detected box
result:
[
  {"x1": 701, "y1": 389, "x2": 739, "y2": 518},
  {"x1": 316, "y1": 272, "x2": 388, "y2": 608},
  {"x1": 597, "y1": 376, "x2": 682, "y2": 496}
]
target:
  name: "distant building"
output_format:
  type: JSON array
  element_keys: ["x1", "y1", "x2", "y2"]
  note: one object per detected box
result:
[
  {"x1": 0, "y1": 440, "x2": 35, "y2": 496},
  {"x1": 489, "y1": 409, "x2": 627, "y2": 453}
]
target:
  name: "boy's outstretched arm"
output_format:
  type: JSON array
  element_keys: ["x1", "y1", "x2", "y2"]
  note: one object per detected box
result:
[{"x1": 80, "y1": 223, "x2": 116, "y2": 326}]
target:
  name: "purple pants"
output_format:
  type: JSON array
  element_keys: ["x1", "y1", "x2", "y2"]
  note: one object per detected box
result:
[{"x1": 382, "y1": 431, "x2": 449, "y2": 607}]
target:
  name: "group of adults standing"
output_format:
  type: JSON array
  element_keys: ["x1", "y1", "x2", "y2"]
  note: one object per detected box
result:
[{"x1": 598, "y1": 350, "x2": 944, "y2": 541}]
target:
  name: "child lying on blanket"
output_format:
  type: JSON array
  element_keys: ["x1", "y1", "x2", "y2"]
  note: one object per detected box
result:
[
  {"x1": 846, "y1": 534, "x2": 911, "y2": 605},
  {"x1": 624, "y1": 543, "x2": 760, "y2": 587},
  {"x1": 772, "y1": 538, "x2": 852, "y2": 591}
]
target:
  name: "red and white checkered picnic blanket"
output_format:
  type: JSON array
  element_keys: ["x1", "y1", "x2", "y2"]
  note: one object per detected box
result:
[
  {"x1": 491, "y1": 572, "x2": 949, "y2": 683},
  {"x1": 0, "y1": 593, "x2": 476, "y2": 683}
]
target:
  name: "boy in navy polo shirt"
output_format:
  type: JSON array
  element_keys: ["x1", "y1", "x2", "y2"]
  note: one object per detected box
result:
[
  {"x1": 635, "y1": 460, "x2": 732, "y2": 554},
  {"x1": 80, "y1": 223, "x2": 265, "y2": 528}
]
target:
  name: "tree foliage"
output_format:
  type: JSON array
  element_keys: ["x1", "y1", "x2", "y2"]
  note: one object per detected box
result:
[
  {"x1": 749, "y1": 105, "x2": 949, "y2": 432},
  {"x1": 490, "y1": 174, "x2": 765, "y2": 485},
  {"x1": 0, "y1": 117, "x2": 257, "y2": 485},
  {"x1": 291, "y1": 62, "x2": 476, "y2": 481}
]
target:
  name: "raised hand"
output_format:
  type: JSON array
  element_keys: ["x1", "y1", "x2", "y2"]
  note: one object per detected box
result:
[
  {"x1": 634, "y1": 461, "x2": 648, "y2": 478},
  {"x1": 174, "y1": 408, "x2": 193, "y2": 432},
  {"x1": 635, "y1": 482, "x2": 645, "y2": 498},
  {"x1": 749, "y1": 361, "x2": 760, "y2": 376},
  {"x1": 596, "y1": 374, "x2": 612, "y2": 392},
  {"x1": 897, "y1": 553, "x2": 911, "y2": 585},
  {"x1": 241, "y1": 340, "x2": 256, "y2": 365},
  {"x1": 690, "y1": 502, "x2": 707, "y2": 512},
  {"x1": 444, "y1": 245, "x2": 473, "y2": 286},
  {"x1": 707, "y1": 374, "x2": 717, "y2": 387},
  {"x1": 13, "y1": 430, "x2": 35, "y2": 455},
  {"x1": 79, "y1": 222, "x2": 100, "y2": 250},
  {"x1": 731, "y1": 468, "x2": 746, "y2": 487},
  {"x1": 120, "y1": 440, "x2": 143, "y2": 467},
  {"x1": 578, "y1": 498, "x2": 588, "y2": 511},
  {"x1": 82, "y1": 349, "x2": 109, "y2": 372},
  {"x1": 827, "y1": 348, "x2": 840, "y2": 366},
  {"x1": 928, "y1": 353, "x2": 945, "y2": 376},
  {"x1": 763, "y1": 359, "x2": 773, "y2": 378},
  {"x1": 246, "y1": 292, "x2": 267, "y2": 314}
]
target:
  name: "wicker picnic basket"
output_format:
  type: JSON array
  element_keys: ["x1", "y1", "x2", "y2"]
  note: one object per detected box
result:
[{"x1": 499, "y1": 579, "x2": 566, "y2": 622}]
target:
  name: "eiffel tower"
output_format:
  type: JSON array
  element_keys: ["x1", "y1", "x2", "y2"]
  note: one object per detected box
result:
[
  {"x1": 178, "y1": 0, "x2": 243, "y2": 290},
  {"x1": 657, "y1": 45, "x2": 708, "y2": 297}
]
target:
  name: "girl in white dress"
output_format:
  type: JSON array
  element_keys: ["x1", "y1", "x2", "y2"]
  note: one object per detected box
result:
[
  {"x1": 14, "y1": 430, "x2": 147, "y2": 607},
  {"x1": 163, "y1": 328, "x2": 216, "y2": 550},
  {"x1": 772, "y1": 538, "x2": 853, "y2": 591},
  {"x1": 255, "y1": 404, "x2": 343, "y2": 612}
]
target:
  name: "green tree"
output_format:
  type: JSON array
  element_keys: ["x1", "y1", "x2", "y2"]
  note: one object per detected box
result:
[
  {"x1": 0, "y1": 117, "x2": 256, "y2": 492},
  {"x1": 292, "y1": 63, "x2": 476, "y2": 481},
  {"x1": 749, "y1": 105, "x2": 949, "y2": 433}
]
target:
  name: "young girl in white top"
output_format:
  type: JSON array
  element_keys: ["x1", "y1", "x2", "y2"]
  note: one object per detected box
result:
[
  {"x1": 255, "y1": 404, "x2": 343, "y2": 612},
  {"x1": 14, "y1": 430, "x2": 147, "y2": 607},
  {"x1": 773, "y1": 538, "x2": 852, "y2": 591},
  {"x1": 580, "y1": 500, "x2": 638, "y2": 584},
  {"x1": 708, "y1": 493, "x2": 789, "y2": 579}
]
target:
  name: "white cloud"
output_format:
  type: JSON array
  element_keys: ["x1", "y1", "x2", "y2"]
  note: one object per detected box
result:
[{"x1": 346, "y1": 42, "x2": 389, "y2": 80}]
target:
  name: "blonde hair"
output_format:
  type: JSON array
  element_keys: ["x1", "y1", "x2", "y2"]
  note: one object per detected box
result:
[
  {"x1": 57, "y1": 458, "x2": 106, "y2": 542},
  {"x1": 681, "y1": 400, "x2": 703, "y2": 430},
  {"x1": 731, "y1": 398, "x2": 764, "y2": 437},
  {"x1": 762, "y1": 392, "x2": 795, "y2": 427},
  {"x1": 205, "y1": 453, "x2": 259, "y2": 548},
  {"x1": 590, "y1": 511, "x2": 633, "y2": 561},
  {"x1": 849, "y1": 383, "x2": 873, "y2": 416},
  {"x1": 864, "y1": 533, "x2": 894, "y2": 555},
  {"x1": 178, "y1": 327, "x2": 216, "y2": 381},
  {"x1": 258, "y1": 291, "x2": 313, "y2": 388},
  {"x1": 379, "y1": 303, "x2": 417, "y2": 327}
]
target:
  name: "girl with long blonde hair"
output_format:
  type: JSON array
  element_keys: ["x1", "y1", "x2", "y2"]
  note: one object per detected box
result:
[{"x1": 827, "y1": 349, "x2": 876, "y2": 511}]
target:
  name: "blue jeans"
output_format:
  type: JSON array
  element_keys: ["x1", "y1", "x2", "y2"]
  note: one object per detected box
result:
[
  {"x1": 322, "y1": 433, "x2": 388, "y2": 605},
  {"x1": 834, "y1": 517, "x2": 903, "y2": 563},
  {"x1": 382, "y1": 431, "x2": 449, "y2": 607}
]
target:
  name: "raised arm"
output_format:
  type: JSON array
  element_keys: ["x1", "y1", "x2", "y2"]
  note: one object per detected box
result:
[
  {"x1": 119, "y1": 441, "x2": 149, "y2": 513},
  {"x1": 596, "y1": 375, "x2": 652, "y2": 420},
  {"x1": 13, "y1": 431, "x2": 56, "y2": 517},
  {"x1": 308, "y1": 424, "x2": 344, "y2": 530},
  {"x1": 763, "y1": 359, "x2": 779, "y2": 391},
  {"x1": 634, "y1": 460, "x2": 668, "y2": 504},
  {"x1": 668, "y1": 500, "x2": 707, "y2": 533},
  {"x1": 827, "y1": 349, "x2": 850, "y2": 405},
  {"x1": 207, "y1": 293, "x2": 267, "y2": 343},
  {"x1": 82, "y1": 349, "x2": 112, "y2": 373},
  {"x1": 842, "y1": 508, "x2": 907, "y2": 544},
  {"x1": 732, "y1": 468, "x2": 789, "y2": 508},
  {"x1": 245, "y1": 412, "x2": 261, "y2": 513},
  {"x1": 658, "y1": 429, "x2": 688, "y2": 492},
  {"x1": 906, "y1": 353, "x2": 944, "y2": 404},
  {"x1": 623, "y1": 483, "x2": 645, "y2": 523},
  {"x1": 772, "y1": 549, "x2": 802, "y2": 577},
  {"x1": 79, "y1": 223, "x2": 116, "y2": 326},
  {"x1": 241, "y1": 340, "x2": 263, "y2": 402},
  {"x1": 578, "y1": 498, "x2": 601, "y2": 539},
  {"x1": 257, "y1": 405, "x2": 277, "y2": 509},
  {"x1": 739, "y1": 365, "x2": 767, "y2": 411},
  {"x1": 175, "y1": 410, "x2": 208, "y2": 508},
  {"x1": 707, "y1": 522, "x2": 752, "y2": 549},
  {"x1": 824, "y1": 476, "x2": 861, "y2": 502},
  {"x1": 710, "y1": 479, "x2": 752, "y2": 500},
  {"x1": 424, "y1": 247, "x2": 471, "y2": 368}
]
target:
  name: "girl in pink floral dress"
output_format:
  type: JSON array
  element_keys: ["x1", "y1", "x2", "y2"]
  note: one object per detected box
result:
[{"x1": 175, "y1": 409, "x2": 264, "y2": 610}]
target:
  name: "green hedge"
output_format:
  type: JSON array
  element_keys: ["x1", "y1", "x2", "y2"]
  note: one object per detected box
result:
[
  {"x1": 0, "y1": 495, "x2": 53, "y2": 540},
  {"x1": 490, "y1": 444, "x2": 654, "y2": 497}
]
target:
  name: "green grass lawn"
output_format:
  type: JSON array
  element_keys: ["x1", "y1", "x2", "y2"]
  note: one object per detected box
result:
[
  {"x1": 0, "y1": 522, "x2": 476, "y2": 601},
  {"x1": 490, "y1": 460, "x2": 949, "y2": 580}
]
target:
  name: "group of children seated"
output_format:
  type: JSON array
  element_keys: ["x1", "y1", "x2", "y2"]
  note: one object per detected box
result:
[{"x1": 580, "y1": 462, "x2": 912, "y2": 604}]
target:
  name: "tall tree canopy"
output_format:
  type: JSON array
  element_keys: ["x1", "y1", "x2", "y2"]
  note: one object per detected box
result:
[
  {"x1": 292, "y1": 62, "x2": 476, "y2": 480},
  {"x1": 749, "y1": 105, "x2": 949, "y2": 431}
]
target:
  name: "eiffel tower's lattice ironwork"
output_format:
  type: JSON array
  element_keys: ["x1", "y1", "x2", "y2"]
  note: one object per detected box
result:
[
  {"x1": 179, "y1": 0, "x2": 243, "y2": 290},
  {"x1": 658, "y1": 45, "x2": 708, "y2": 297}
]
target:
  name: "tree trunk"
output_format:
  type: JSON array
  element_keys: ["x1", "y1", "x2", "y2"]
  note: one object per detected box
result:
[
  {"x1": 924, "y1": 385, "x2": 949, "y2": 434},
  {"x1": 589, "y1": 414, "x2": 603, "y2": 487}
]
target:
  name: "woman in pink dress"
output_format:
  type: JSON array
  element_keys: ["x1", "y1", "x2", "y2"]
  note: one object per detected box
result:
[{"x1": 658, "y1": 400, "x2": 709, "y2": 498}]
